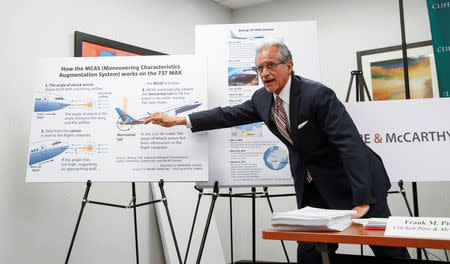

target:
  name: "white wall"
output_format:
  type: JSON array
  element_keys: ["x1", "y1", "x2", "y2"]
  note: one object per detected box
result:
[
  {"x1": 208, "y1": 0, "x2": 450, "y2": 262},
  {"x1": 0, "y1": 1, "x2": 230, "y2": 263}
]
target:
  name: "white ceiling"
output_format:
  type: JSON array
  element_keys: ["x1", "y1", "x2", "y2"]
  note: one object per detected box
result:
[{"x1": 213, "y1": 0, "x2": 273, "y2": 9}]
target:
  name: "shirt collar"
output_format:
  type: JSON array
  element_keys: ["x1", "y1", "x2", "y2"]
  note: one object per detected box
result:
[{"x1": 273, "y1": 76, "x2": 291, "y2": 105}]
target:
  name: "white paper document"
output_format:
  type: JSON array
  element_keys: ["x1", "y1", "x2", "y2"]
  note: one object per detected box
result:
[
  {"x1": 385, "y1": 217, "x2": 450, "y2": 239},
  {"x1": 271, "y1": 206, "x2": 356, "y2": 232},
  {"x1": 353, "y1": 218, "x2": 388, "y2": 229}
]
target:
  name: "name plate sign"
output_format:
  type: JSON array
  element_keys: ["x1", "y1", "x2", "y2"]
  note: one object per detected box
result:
[{"x1": 385, "y1": 217, "x2": 450, "y2": 239}]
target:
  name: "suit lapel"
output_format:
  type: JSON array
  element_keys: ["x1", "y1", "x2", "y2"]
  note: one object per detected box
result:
[
  {"x1": 261, "y1": 90, "x2": 274, "y2": 124},
  {"x1": 289, "y1": 75, "x2": 302, "y2": 143}
]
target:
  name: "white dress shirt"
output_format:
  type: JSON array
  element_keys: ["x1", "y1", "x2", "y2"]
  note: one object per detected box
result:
[{"x1": 270, "y1": 76, "x2": 292, "y2": 133}]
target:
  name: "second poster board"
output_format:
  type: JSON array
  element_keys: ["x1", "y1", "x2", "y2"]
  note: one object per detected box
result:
[{"x1": 195, "y1": 21, "x2": 321, "y2": 187}]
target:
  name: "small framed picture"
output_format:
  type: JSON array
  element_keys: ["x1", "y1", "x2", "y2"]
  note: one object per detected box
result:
[
  {"x1": 357, "y1": 41, "x2": 439, "y2": 100},
  {"x1": 74, "y1": 31, "x2": 165, "y2": 57}
]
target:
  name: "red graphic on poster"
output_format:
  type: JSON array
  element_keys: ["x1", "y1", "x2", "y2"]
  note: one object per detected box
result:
[{"x1": 81, "y1": 41, "x2": 140, "y2": 57}]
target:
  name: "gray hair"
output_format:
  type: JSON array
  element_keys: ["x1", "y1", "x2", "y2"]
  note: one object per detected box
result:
[{"x1": 255, "y1": 38, "x2": 293, "y2": 64}]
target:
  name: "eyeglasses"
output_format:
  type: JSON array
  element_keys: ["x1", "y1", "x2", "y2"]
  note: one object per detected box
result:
[{"x1": 255, "y1": 61, "x2": 284, "y2": 73}]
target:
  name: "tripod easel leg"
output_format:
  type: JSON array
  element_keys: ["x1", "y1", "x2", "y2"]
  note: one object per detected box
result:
[
  {"x1": 229, "y1": 187, "x2": 234, "y2": 264},
  {"x1": 398, "y1": 180, "x2": 413, "y2": 216},
  {"x1": 345, "y1": 70, "x2": 372, "y2": 103},
  {"x1": 131, "y1": 182, "x2": 139, "y2": 264},
  {"x1": 360, "y1": 75, "x2": 372, "y2": 101},
  {"x1": 356, "y1": 74, "x2": 361, "y2": 101},
  {"x1": 394, "y1": 180, "x2": 429, "y2": 260},
  {"x1": 196, "y1": 181, "x2": 219, "y2": 264},
  {"x1": 65, "y1": 180, "x2": 92, "y2": 264},
  {"x1": 159, "y1": 179, "x2": 183, "y2": 264},
  {"x1": 184, "y1": 186, "x2": 203, "y2": 264},
  {"x1": 263, "y1": 187, "x2": 290, "y2": 263},
  {"x1": 345, "y1": 72, "x2": 355, "y2": 102},
  {"x1": 252, "y1": 187, "x2": 256, "y2": 264}
]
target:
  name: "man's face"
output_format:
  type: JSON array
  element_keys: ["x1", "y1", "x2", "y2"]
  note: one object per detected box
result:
[{"x1": 256, "y1": 46, "x2": 293, "y2": 95}]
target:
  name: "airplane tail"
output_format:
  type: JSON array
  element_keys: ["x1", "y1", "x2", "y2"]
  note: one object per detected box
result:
[
  {"x1": 115, "y1": 108, "x2": 135, "y2": 121},
  {"x1": 230, "y1": 30, "x2": 238, "y2": 39}
]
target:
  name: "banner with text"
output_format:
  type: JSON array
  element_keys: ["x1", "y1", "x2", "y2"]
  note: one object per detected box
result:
[
  {"x1": 195, "y1": 21, "x2": 320, "y2": 187},
  {"x1": 27, "y1": 55, "x2": 208, "y2": 182},
  {"x1": 427, "y1": 0, "x2": 450, "y2": 97},
  {"x1": 345, "y1": 98, "x2": 450, "y2": 182}
]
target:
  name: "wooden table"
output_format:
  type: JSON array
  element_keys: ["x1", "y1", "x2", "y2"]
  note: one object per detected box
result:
[{"x1": 262, "y1": 224, "x2": 450, "y2": 264}]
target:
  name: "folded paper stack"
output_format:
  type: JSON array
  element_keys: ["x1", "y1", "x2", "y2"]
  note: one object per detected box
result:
[
  {"x1": 271, "y1": 206, "x2": 357, "y2": 232},
  {"x1": 353, "y1": 218, "x2": 388, "y2": 230}
]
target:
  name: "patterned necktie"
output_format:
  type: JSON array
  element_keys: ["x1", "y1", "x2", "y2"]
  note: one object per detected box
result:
[
  {"x1": 275, "y1": 96, "x2": 312, "y2": 182},
  {"x1": 275, "y1": 96, "x2": 293, "y2": 145}
]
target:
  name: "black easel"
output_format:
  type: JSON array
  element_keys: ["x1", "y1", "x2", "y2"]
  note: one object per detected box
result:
[
  {"x1": 186, "y1": 181, "x2": 295, "y2": 264},
  {"x1": 64, "y1": 179, "x2": 183, "y2": 264},
  {"x1": 196, "y1": 181, "x2": 219, "y2": 264},
  {"x1": 388, "y1": 180, "x2": 413, "y2": 216},
  {"x1": 184, "y1": 186, "x2": 204, "y2": 264},
  {"x1": 345, "y1": 70, "x2": 372, "y2": 102},
  {"x1": 229, "y1": 187, "x2": 234, "y2": 264},
  {"x1": 263, "y1": 186, "x2": 290, "y2": 263},
  {"x1": 397, "y1": 0, "x2": 423, "y2": 259}
]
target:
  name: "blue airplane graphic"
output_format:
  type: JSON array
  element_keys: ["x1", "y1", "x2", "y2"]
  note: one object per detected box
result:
[
  {"x1": 115, "y1": 108, "x2": 149, "y2": 130},
  {"x1": 230, "y1": 30, "x2": 264, "y2": 40},
  {"x1": 29, "y1": 141, "x2": 69, "y2": 165},
  {"x1": 34, "y1": 93, "x2": 70, "y2": 112},
  {"x1": 116, "y1": 101, "x2": 202, "y2": 130},
  {"x1": 171, "y1": 101, "x2": 202, "y2": 115}
]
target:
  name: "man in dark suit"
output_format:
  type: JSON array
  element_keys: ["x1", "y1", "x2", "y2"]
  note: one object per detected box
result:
[{"x1": 146, "y1": 40, "x2": 409, "y2": 263}]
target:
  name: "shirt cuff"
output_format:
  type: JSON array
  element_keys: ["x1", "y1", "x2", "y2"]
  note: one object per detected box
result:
[{"x1": 185, "y1": 115, "x2": 193, "y2": 129}]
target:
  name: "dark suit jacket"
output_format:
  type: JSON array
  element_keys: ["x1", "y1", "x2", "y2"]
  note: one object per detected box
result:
[{"x1": 189, "y1": 75, "x2": 391, "y2": 210}]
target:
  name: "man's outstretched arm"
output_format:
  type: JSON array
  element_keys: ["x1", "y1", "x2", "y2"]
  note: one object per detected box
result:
[{"x1": 145, "y1": 112, "x2": 187, "y2": 127}]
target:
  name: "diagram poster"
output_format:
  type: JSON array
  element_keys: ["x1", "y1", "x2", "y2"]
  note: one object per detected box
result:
[
  {"x1": 195, "y1": 21, "x2": 320, "y2": 187},
  {"x1": 27, "y1": 55, "x2": 208, "y2": 182}
]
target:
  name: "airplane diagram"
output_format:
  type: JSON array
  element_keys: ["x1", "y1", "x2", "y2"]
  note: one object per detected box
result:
[
  {"x1": 34, "y1": 93, "x2": 70, "y2": 112},
  {"x1": 116, "y1": 97, "x2": 202, "y2": 131},
  {"x1": 29, "y1": 141, "x2": 105, "y2": 166},
  {"x1": 229, "y1": 30, "x2": 264, "y2": 40},
  {"x1": 34, "y1": 92, "x2": 94, "y2": 112},
  {"x1": 29, "y1": 140, "x2": 70, "y2": 165}
]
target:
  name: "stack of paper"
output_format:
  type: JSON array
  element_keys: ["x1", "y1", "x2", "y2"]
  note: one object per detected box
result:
[
  {"x1": 353, "y1": 218, "x2": 388, "y2": 230},
  {"x1": 271, "y1": 206, "x2": 357, "y2": 232}
]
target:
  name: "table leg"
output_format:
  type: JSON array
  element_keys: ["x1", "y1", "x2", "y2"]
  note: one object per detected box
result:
[{"x1": 314, "y1": 243, "x2": 330, "y2": 264}]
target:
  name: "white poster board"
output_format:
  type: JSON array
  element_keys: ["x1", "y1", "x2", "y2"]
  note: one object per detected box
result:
[
  {"x1": 195, "y1": 21, "x2": 320, "y2": 187},
  {"x1": 27, "y1": 55, "x2": 208, "y2": 182},
  {"x1": 345, "y1": 98, "x2": 450, "y2": 182}
]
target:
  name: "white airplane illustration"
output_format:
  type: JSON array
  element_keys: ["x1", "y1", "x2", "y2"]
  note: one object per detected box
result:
[{"x1": 116, "y1": 98, "x2": 202, "y2": 131}]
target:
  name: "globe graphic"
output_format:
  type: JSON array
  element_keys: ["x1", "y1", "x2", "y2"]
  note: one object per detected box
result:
[{"x1": 263, "y1": 146, "x2": 288, "y2": 170}]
